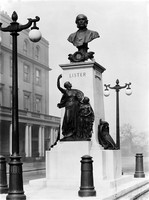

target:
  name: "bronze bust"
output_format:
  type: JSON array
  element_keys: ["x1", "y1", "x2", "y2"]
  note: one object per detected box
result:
[{"x1": 68, "y1": 14, "x2": 100, "y2": 62}]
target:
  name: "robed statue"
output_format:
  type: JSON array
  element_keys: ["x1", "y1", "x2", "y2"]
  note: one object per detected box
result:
[
  {"x1": 78, "y1": 97, "x2": 94, "y2": 139},
  {"x1": 98, "y1": 119, "x2": 117, "y2": 150},
  {"x1": 57, "y1": 74, "x2": 94, "y2": 141},
  {"x1": 68, "y1": 14, "x2": 100, "y2": 62}
]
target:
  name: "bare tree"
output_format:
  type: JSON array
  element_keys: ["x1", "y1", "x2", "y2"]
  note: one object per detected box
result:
[
  {"x1": 121, "y1": 124, "x2": 149, "y2": 155},
  {"x1": 121, "y1": 123, "x2": 134, "y2": 155}
]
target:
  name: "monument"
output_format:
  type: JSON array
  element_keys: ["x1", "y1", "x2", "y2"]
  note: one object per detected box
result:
[
  {"x1": 46, "y1": 14, "x2": 122, "y2": 189},
  {"x1": 27, "y1": 14, "x2": 148, "y2": 200}
]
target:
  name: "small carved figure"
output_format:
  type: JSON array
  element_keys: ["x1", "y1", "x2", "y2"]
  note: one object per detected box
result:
[
  {"x1": 57, "y1": 74, "x2": 84, "y2": 140},
  {"x1": 68, "y1": 14, "x2": 100, "y2": 62},
  {"x1": 78, "y1": 97, "x2": 94, "y2": 139},
  {"x1": 98, "y1": 119, "x2": 117, "y2": 150}
]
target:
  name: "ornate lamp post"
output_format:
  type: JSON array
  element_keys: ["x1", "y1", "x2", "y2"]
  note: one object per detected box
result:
[
  {"x1": 104, "y1": 79, "x2": 132, "y2": 149},
  {"x1": 0, "y1": 11, "x2": 41, "y2": 200}
]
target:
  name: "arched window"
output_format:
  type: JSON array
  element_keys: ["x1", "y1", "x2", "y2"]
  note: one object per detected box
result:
[
  {"x1": 23, "y1": 40, "x2": 28, "y2": 54},
  {"x1": 35, "y1": 45, "x2": 40, "y2": 60}
]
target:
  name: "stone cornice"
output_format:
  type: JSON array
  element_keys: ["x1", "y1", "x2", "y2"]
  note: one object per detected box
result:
[
  {"x1": 60, "y1": 61, "x2": 106, "y2": 73},
  {"x1": 1, "y1": 45, "x2": 51, "y2": 71}
]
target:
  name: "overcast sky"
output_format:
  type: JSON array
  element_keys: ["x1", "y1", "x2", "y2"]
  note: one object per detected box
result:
[{"x1": 1, "y1": 0, "x2": 149, "y2": 134}]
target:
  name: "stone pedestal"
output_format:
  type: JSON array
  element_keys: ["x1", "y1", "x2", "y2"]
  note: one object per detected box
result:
[
  {"x1": 46, "y1": 61, "x2": 122, "y2": 187},
  {"x1": 46, "y1": 141, "x2": 91, "y2": 185}
]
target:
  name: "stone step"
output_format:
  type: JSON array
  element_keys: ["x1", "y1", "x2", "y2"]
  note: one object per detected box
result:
[{"x1": 117, "y1": 182, "x2": 149, "y2": 200}]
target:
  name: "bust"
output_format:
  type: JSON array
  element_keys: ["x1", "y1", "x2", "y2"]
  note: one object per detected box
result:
[{"x1": 68, "y1": 14, "x2": 100, "y2": 62}]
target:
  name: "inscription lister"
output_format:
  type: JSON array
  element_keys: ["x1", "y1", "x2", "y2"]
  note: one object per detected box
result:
[{"x1": 69, "y1": 72, "x2": 86, "y2": 78}]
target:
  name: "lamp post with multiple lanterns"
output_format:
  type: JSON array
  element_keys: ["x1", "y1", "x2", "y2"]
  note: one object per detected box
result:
[
  {"x1": 104, "y1": 79, "x2": 132, "y2": 150},
  {"x1": 0, "y1": 11, "x2": 41, "y2": 200}
]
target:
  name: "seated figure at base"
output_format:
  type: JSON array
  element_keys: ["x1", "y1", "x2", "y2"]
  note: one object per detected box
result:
[{"x1": 98, "y1": 119, "x2": 117, "y2": 150}]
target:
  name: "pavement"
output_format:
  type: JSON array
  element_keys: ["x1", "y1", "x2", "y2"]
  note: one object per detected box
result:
[
  {"x1": 1, "y1": 174, "x2": 149, "y2": 200},
  {"x1": 1, "y1": 159, "x2": 149, "y2": 200}
]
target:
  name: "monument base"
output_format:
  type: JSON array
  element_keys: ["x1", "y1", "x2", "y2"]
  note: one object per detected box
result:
[
  {"x1": 28, "y1": 143, "x2": 148, "y2": 199},
  {"x1": 46, "y1": 141, "x2": 91, "y2": 182},
  {"x1": 46, "y1": 141, "x2": 122, "y2": 183}
]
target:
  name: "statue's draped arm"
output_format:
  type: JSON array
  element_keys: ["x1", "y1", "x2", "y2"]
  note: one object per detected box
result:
[{"x1": 57, "y1": 75, "x2": 65, "y2": 94}]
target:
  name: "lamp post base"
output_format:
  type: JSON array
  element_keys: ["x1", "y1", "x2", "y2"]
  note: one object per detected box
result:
[
  {"x1": 6, "y1": 194, "x2": 26, "y2": 200},
  {"x1": 6, "y1": 155, "x2": 26, "y2": 200}
]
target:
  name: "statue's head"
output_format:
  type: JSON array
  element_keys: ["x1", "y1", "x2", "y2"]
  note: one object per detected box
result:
[
  {"x1": 83, "y1": 96, "x2": 89, "y2": 104},
  {"x1": 75, "y1": 14, "x2": 88, "y2": 29},
  {"x1": 101, "y1": 121, "x2": 109, "y2": 133},
  {"x1": 64, "y1": 81, "x2": 72, "y2": 89}
]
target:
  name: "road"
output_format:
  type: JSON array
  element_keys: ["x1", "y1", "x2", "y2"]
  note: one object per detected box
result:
[{"x1": 23, "y1": 169, "x2": 46, "y2": 185}]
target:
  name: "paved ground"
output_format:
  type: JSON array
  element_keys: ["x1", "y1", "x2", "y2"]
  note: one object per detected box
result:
[
  {"x1": 23, "y1": 161, "x2": 46, "y2": 184},
  {"x1": 2, "y1": 156, "x2": 149, "y2": 199}
]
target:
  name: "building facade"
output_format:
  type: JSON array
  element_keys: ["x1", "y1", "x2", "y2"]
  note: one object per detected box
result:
[{"x1": 0, "y1": 11, "x2": 60, "y2": 161}]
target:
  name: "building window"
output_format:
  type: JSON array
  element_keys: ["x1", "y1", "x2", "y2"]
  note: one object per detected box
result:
[
  {"x1": 10, "y1": 36, "x2": 12, "y2": 48},
  {"x1": 10, "y1": 57, "x2": 12, "y2": 77},
  {"x1": 9, "y1": 87, "x2": 12, "y2": 108},
  {"x1": 35, "y1": 95, "x2": 42, "y2": 113},
  {"x1": 23, "y1": 64, "x2": 30, "y2": 82},
  {"x1": 35, "y1": 46, "x2": 40, "y2": 60},
  {"x1": 23, "y1": 40, "x2": 28, "y2": 54},
  {"x1": 0, "y1": 54, "x2": 3, "y2": 74},
  {"x1": 35, "y1": 69, "x2": 41, "y2": 86},
  {"x1": 0, "y1": 84, "x2": 4, "y2": 106},
  {"x1": 24, "y1": 91, "x2": 31, "y2": 111}
]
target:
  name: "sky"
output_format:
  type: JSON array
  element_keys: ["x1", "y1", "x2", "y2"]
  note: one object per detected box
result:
[{"x1": 0, "y1": 0, "x2": 149, "y2": 134}]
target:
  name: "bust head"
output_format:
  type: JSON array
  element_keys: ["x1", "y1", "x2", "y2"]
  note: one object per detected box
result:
[{"x1": 75, "y1": 14, "x2": 88, "y2": 29}]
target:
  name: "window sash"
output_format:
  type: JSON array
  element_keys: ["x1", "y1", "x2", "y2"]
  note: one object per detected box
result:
[
  {"x1": 35, "y1": 69, "x2": 41, "y2": 85},
  {"x1": 24, "y1": 93, "x2": 31, "y2": 111},
  {"x1": 35, "y1": 97, "x2": 41, "y2": 112},
  {"x1": 24, "y1": 65, "x2": 30, "y2": 82}
]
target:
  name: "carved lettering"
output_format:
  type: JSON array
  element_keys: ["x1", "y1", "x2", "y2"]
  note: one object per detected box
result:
[{"x1": 69, "y1": 72, "x2": 86, "y2": 78}]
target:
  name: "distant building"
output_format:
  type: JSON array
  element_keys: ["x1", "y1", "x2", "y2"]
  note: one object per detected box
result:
[{"x1": 0, "y1": 11, "x2": 60, "y2": 161}]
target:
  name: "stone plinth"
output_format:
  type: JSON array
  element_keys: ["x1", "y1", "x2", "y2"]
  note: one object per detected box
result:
[
  {"x1": 46, "y1": 141, "x2": 91, "y2": 182},
  {"x1": 46, "y1": 143, "x2": 122, "y2": 184},
  {"x1": 102, "y1": 150, "x2": 122, "y2": 180}
]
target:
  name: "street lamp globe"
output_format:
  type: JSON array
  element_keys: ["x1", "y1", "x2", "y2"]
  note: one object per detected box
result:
[
  {"x1": 29, "y1": 28, "x2": 42, "y2": 42},
  {"x1": 125, "y1": 87, "x2": 132, "y2": 96},
  {"x1": 104, "y1": 89, "x2": 110, "y2": 97}
]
